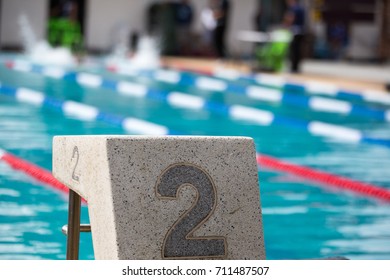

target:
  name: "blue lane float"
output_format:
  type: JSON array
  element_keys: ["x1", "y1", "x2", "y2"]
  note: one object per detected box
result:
[
  {"x1": 114, "y1": 67, "x2": 390, "y2": 120},
  {"x1": 0, "y1": 84, "x2": 175, "y2": 136},
  {"x1": 1, "y1": 82, "x2": 390, "y2": 149},
  {"x1": 7, "y1": 60, "x2": 390, "y2": 123},
  {"x1": 113, "y1": 63, "x2": 390, "y2": 106},
  {"x1": 3, "y1": 61, "x2": 390, "y2": 147},
  {"x1": 204, "y1": 66, "x2": 390, "y2": 106},
  {"x1": 2, "y1": 83, "x2": 390, "y2": 203}
]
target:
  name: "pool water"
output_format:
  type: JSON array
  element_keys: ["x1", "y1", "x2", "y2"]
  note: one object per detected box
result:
[{"x1": 1, "y1": 57, "x2": 390, "y2": 260}]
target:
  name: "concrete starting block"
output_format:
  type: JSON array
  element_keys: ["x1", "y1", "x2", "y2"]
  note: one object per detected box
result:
[{"x1": 53, "y1": 136, "x2": 265, "y2": 260}]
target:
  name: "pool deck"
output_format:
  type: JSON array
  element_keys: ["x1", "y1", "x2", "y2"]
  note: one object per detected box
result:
[{"x1": 162, "y1": 57, "x2": 390, "y2": 93}]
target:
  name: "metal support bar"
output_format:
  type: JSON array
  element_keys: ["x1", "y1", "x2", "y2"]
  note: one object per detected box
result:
[
  {"x1": 62, "y1": 224, "x2": 91, "y2": 235},
  {"x1": 66, "y1": 190, "x2": 82, "y2": 260}
]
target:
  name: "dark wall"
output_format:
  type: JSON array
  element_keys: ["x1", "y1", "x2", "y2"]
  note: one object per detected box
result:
[
  {"x1": 322, "y1": 0, "x2": 376, "y2": 23},
  {"x1": 256, "y1": 0, "x2": 286, "y2": 31}
]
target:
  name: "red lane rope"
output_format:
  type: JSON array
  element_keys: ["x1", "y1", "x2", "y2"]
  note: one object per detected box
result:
[
  {"x1": 257, "y1": 154, "x2": 390, "y2": 202},
  {"x1": 1, "y1": 152, "x2": 69, "y2": 195},
  {"x1": 1, "y1": 149, "x2": 390, "y2": 202},
  {"x1": 0, "y1": 151, "x2": 89, "y2": 204}
]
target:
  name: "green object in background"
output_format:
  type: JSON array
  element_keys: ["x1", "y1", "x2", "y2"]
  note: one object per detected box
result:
[
  {"x1": 256, "y1": 29, "x2": 292, "y2": 72},
  {"x1": 48, "y1": 17, "x2": 83, "y2": 52}
]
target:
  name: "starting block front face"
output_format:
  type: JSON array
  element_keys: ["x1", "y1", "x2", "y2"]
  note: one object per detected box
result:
[{"x1": 53, "y1": 136, "x2": 265, "y2": 260}]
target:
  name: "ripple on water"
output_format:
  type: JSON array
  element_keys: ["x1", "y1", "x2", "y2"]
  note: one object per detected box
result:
[{"x1": 0, "y1": 188, "x2": 20, "y2": 197}]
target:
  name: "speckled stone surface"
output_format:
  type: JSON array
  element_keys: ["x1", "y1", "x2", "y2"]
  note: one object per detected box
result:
[{"x1": 53, "y1": 136, "x2": 265, "y2": 260}]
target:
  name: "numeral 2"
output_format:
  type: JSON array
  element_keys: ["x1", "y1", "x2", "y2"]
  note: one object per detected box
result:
[
  {"x1": 156, "y1": 163, "x2": 227, "y2": 259},
  {"x1": 71, "y1": 146, "x2": 80, "y2": 182}
]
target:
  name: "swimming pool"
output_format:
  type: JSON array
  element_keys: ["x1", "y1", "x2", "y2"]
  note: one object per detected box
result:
[{"x1": 1, "y1": 55, "x2": 390, "y2": 260}]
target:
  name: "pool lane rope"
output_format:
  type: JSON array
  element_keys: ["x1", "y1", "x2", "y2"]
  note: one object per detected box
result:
[
  {"x1": 0, "y1": 148, "x2": 68, "y2": 194},
  {"x1": 1, "y1": 147, "x2": 390, "y2": 203},
  {"x1": 257, "y1": 155, "x2": 390, "y2": 202},
  {"x1": 1, "y1": 84, "x2": 390, "y2": 202},
  {"x1": 4, "y1": 62, "x2": 390, "y2": 148},
  {"x1": 0, "y1": 149, "x2": 88, "y2": 203},
  {"x1": 7, "y1": 60, "x2": 390, "y2": 123},
  {"x1": 108, "y1": 65, "x2": 390, "y2": 122},
  {"x1": 0, "y1": 84, "x2": 174, "y2": 136},
  {"x1": 161, "y1": 62, "x2": 390, "y2": 106}
]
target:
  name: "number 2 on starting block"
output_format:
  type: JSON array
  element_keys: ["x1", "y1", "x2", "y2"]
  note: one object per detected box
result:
[{"x1": 53, "y1": 136, "x2": 265, "y2": 260}]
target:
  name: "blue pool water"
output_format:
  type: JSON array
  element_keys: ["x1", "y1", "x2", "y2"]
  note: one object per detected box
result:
[{"x1": 1, "y1": 56, "x2": 390, "y2": 259}]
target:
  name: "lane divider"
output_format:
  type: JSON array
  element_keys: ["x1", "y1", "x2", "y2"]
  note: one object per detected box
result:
[
  {"x1": 0, "y1": 148, "x2": 87, "y2": 203},
  {"x1": 2, "y1": 146, "x2": 390, "y2": 203},
  {"x1": 127, "y1": 67, "x2": 390, "y2": 122},
  {"x1": 1, "y1": 85, "x2": 390, "y2": 201},
  {"x1": 251, "y1": 73, "x2": 390, "y2": 106},
  {"x1": 0, "y1": 84, "x2": 390, "y2": 200},
  {"x1": 108, "y1": 63, "x2": 390, "y2": 120},
  {"x1": 165, "y1": 62, "x2": 390, "y2": 106},
  {"x1": 0, "y1": 148, "x2": 68, "y2": 195},
  {"x1": 4, "y1": 62, "x2": 390, "y2": 148},
  {"x1": 0, "y1": 85, "x2": 175, "y2": 136},
  {"x1": 6, "y1": 60, "x2": 390, "y2": 122},
  {"x1": 257, "y1": 155, "x2": 390, "y2": 202}
]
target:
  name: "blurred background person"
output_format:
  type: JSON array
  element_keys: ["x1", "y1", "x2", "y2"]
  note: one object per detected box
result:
[
  {"x1": 212, "y1": 0, "x2": 230, "y2": 58},
  {"x1": 284, "y1": 0, "x2": 306, "y2": 73}
]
